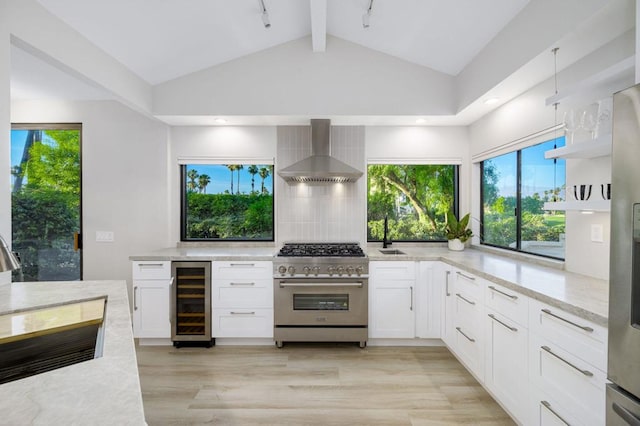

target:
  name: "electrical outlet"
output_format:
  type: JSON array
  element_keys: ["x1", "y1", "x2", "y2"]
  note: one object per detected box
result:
[
  {"x1": 590, "y1": 224, "x2": 604, "y2": 243},
  {"x1": 96, "y1": 231, "x2": 114, "y2": 242}
]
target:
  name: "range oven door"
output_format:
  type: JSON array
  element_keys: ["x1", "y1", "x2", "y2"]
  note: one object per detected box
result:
[{"x1": 274, "y1": 278, "x2": 368, "y2": 326}]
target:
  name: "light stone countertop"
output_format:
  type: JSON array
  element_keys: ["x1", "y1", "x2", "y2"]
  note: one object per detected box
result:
[
  {"x1": 0, "y1": 280, "x2": 145, "y2": 426},
  {"x1": 130, "y1": 245, "x2": 609, "y2": 327}
]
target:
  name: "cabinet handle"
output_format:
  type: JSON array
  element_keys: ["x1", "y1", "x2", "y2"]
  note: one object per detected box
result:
[
  {"x1": 230, "y1": 282, "x2": 255, "y2": 286},
  {"x1": 445, "y1": 270, "x2": 451, "y2": 296},
  {"x1": 541, "y1": 401, "x2": 571, "y2": 425},
  {"x1": 133, "y1": 286, "x2": 138, "y2": 311},
  {"x1": 455, "y1": 327, "x2": 475, "y2": 342},
  {"x1": 456, "y1": 271, "x2": 475, "y2": 281},
  {"x1": 488, "y1": 313, "x2": 518, "y2": 332},
  {"x1": 455, "y1": 293, "x2": 476, "y2": 305},
  {"x1": 230, "y1": 263, "x2": 255, "y2": 267},
  {"x1": 230, "y1": 311, "x2": 256, "y2": 315},
  {"x1": 169, "y1": 277, "x2": 175, "y2": 326},
  {"x1": 612, "y1": 402, "x2": 640, "y2": 426},
  {"x1": 541, "y1": 308, "x2": 594, "y2": 332},
  {"x1": 410, "y1": 286, "x2": 413, "y2": 311},
  {"x1": 139, "y1": 263, "x2": 164, "y2": 268},
  {"x1": 541, "y1": 346, "x2": 593, "y2": 377},
  {"x1": 488, "y1": 285, "x2": 518, "y2": 300}
]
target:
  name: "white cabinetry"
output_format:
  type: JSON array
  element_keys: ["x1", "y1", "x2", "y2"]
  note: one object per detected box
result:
[
  {"x1": 131, "y1": 261, "x2": 172, "y2": 340},
  {"x1": 484, "y1": 282, "x2": 530, "y2": 423},
  {"x1": 528, "y1": 299, "x2": 608, "y2": 426},
  {"x1": 369, "y1": 261, "x2": 416, "y2": 338},
  {"x1": 440, "y1": 263, "x2": 455, "y2": 348},
  {"x1": 211, "y1": 261, "x2": 273, "y2": 338},
  {"x1": 415, "y1": 261, "x2": 442, "y2": 338}
]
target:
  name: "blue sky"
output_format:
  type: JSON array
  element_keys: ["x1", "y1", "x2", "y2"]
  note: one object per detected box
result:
[{"x1": 186, "y1": 164, "x2": 273, "y2": 194}]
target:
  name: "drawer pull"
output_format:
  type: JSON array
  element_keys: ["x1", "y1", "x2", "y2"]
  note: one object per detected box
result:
[
  {"x1": 230, "y1": 282, "x2": 255, "y2": 286},
  {"x1": 230, "y1": 263, "x2": 255, "y2": 267},
  {"x1": 541, "y1": 345, "x2": 594, "y2": 377},
  {"x1": 612, "y1": 402, "x2": 640, "y2": 425},
  {"x1": 230, "y1": 311, "x2": 256, "y2": 315},
  {"x1": 541, "y1": 308, "x2": 594, "y2": 333},
  {"x1": 456, "y1": 271, "x2": 476, "y2": 281},
  {"x1": 455, "y1": 293, "x2": 476, "y2": 305},
  {"x1": 488, "y1": 313, "x2": 518, "y2": 332},
  {"x1": 488, "y1": 285, "x2": 518, "y2": 300},
  {"x1": 139, "y1": 263, "x2": 164, "y2": 268},
  {"x1": 133, "y1": 286, "x2": 138, "y2": 311},
  {"x1": 410, "y1": 286, "x2": 413, "y2": 311},
  {"x1": 541, "y1": 401, "x2": 571, "y2": 425},
  {"x1": 455, "y1": 327, "x2": 476, "y2": 342},
  {"x1": 445, "y1": 270, "x2": 451, "y2": 296}
]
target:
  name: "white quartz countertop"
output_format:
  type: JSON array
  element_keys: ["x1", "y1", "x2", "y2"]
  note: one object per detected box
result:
[
  {"x1": 0, "y1": 280, "x2": 145, "y2": 426},
  {"x1": 131, "y1": 245, "x2": 609, "y2": 327}
]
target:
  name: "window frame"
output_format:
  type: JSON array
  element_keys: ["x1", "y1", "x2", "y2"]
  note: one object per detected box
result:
[
  {"x1": 179, "y1": 163, "x2": 275, "y2": 242},
  {"x1": 479, "y1": 137, "x2": 565, "y2": 260},
  {"x1": 366, "y1": 163, "x2": 460, "y2": 243}
]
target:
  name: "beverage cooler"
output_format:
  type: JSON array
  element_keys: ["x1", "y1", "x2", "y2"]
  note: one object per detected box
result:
[{"x1": 171, "y1": 261, "x2": 214, "y2": 347}]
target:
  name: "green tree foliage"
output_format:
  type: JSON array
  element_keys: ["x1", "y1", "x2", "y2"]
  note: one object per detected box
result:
[{"x1": 367, "y1": 165, "x2": 455, "y2": 241}]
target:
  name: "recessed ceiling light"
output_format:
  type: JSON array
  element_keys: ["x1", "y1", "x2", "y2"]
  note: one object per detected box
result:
[
  {"x1": 415, "y1": 118, "x2": 427, "y2": 124},
  {"x1": 214, "y1": 118, "x2": 227, "y2": 124},
  {"x1": 484, "y1": 97, "x2": 500, "y2": 105}
]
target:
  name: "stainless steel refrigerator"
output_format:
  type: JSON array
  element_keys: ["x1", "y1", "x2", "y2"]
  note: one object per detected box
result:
[{"x1": 607, "y1": 83, "x2": 640, "y2": 424}]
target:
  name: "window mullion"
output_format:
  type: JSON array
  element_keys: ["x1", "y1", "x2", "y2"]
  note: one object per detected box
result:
[{"x1": 516, "y1": 150, "x2": 522, "y2": 251}]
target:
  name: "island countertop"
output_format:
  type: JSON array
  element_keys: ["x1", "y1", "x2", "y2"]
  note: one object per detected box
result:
[{"x1": 0, "y1": 280, "x2": 145, "y2": 426}]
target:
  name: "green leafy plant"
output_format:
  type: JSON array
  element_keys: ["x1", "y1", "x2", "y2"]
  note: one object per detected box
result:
[{"x1": 445, "y1": 210, "x2": 473, "y2": 242}]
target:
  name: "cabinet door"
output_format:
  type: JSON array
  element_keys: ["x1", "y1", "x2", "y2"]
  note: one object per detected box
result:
[
  {"x1": 369, "y1": 280, "x2": 415, "y2": 338},
  {"x1": 485, "y1": 309, "x2": 528, "y2": 423},
  {"x1": 415, "y1": 261, "x2": 442, "y2": 338},
  {"x1": 441, "y1": 264, "x2": 456, "y2": 348},
  {"x1": 212, "y1": 309, "x2": 273, "y2": 338},
  {"x1": 132, "y1": 280, "x2": 171, "y2": 338}
]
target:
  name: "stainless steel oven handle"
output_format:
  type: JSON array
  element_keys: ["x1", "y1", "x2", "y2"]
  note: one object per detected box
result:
[
  {"x1": 541, "y1": 308, "x2": 594, "y2": 332},
  {"x1": 612, "y1": 402, "x2": 640, "y2": 426},
  {"x1": 541, "y1": 401, "x2": 571, "y2": 425},
  {"x1": 541, "y1": 345, "x2": 593, "y2": 377},
  {"x1": 279, "y1": 281, "x2": 363, "y2": 288}
]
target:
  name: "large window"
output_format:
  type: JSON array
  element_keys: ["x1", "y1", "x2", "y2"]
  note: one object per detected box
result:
[
  {"x1": 181, "y1": 164, "x2": 274, "y2": 241},
  {"x1": 481, "y1": 137, "x2": 566, "y2": 259},
  {"x1": 367, "y1": 164, "x2": 459, "y2": 242}
]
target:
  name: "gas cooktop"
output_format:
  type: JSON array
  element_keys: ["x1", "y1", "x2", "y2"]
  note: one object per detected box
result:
[{"x1": 277, "y1": 243, "x2": 365, "y2": 257}]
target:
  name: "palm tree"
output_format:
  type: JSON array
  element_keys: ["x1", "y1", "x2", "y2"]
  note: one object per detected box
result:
[
  {"x1": 236, "y1": 165, "x2": 244, "y2": 194},
  {"x1": 186, "y1": 169, "x2": 199, "y2": 193},
  {"x1": 259, "y1": 167, "x2": 270, "y2": 194},
  {"x1": 248, "y1": 165, "x2": 259, "y2": 193},
  {"x1": 225, "y1": 165, "x2": 237, "y2": 194},
  {"x1": 198, "y1": 174, "x2": 211, "y2": 194}
]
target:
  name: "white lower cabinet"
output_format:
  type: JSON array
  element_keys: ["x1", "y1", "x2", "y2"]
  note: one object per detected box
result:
[
  {"x1": 369, "y1": 261, "x2": 416, "y2": 338},
  {"x1": 440, "y1": 263, "x2": 456, "y2": 348},
  {"x1": 131, "y1": 261, "x2": 172, "y2": 339},
  {"x1": 211, "y1": 261, "x2": 273, "y2": 338}
]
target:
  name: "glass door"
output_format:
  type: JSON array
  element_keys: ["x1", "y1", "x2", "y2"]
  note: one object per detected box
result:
[{"x1": 10, "y1": 124, "x2": 82, "y2": 281}]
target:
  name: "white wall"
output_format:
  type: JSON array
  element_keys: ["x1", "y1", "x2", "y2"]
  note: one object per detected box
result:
[
  {"x1": 11, "y1": 100, "x2": 170, "y2": 287},
  {"x1": 469, "y1": 32, "x2": 634, "y2": 280}
]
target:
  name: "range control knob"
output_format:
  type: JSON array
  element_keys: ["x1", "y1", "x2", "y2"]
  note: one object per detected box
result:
[
  {"x1": 278, "y1": 265, "x2": 287, "y2": 275},
  {"x1": 312, "y1": 266, "x2": 321, "y2": 275},
  {"x1": 327, "y1": 266, "x2": 336, "y2": 276},
  {"x1": 287, "y1": 266, "x2": 296, "y2": 275},
  {"x1": 303, "y1": 266, "x2": 311, "y2": 275},
  {"x1": 355, "y1": 266, "x2": 364, "y2": 276},
  {"x1": 337, "y1": 266, "x2": 344, "y2": 276},
  {"x1": 346, "y1": 266, "x2": 355, "y2": 276}
]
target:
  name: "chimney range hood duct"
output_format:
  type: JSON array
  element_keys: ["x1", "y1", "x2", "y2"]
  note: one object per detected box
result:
[{"x1": 278, "y1": 119, "x2": 363, "y2": 183}]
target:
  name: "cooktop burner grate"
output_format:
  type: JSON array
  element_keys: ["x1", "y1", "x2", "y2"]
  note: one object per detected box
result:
[{"x1": 277, "y1": 243, "x2": 365, "y2": 257}]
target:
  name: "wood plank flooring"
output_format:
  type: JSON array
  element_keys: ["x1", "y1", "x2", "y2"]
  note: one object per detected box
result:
[{"x1": 136, "y1": 344, "x2": 515, "y2": 426}]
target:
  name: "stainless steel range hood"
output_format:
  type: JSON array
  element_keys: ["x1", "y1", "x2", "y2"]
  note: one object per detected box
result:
[{"x1": 278, "y1": 119, "x2": 363, "y2": 183}]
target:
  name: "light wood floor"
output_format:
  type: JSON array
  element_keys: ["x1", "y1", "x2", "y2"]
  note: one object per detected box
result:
[{"x1": 136, "y1": 344, "x2": 515, "y2": 426}]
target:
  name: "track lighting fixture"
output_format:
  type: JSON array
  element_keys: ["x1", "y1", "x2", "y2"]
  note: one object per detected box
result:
[
  {"x1": 259, "y1": 0, "x2": 271, "y2": 28},
  {"x1": 362, "y1": 0, "x2": 373, "y2": 28}
]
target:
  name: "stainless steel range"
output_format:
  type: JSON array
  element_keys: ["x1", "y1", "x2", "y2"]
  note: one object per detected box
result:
[{"x1": 273, "y1": 243, "x2": 368, "y2": 348}]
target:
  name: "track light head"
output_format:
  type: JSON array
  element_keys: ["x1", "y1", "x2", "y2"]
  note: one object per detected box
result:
[
  {"x1": 262, "y1": 11, "x2": 271, "y2": 28},
  {"x1": 362, "y1": 12, "x2": 370, "y2": 28}
]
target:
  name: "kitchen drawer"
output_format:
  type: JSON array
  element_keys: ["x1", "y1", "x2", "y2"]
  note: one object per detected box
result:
[
  {"x1": 370, "y1": 261, "x2": 416, "y2": 280},
  {"x1": 529, "y1": 332, "x2": 607, "y2": 426},
  {"x1": 529, "y1": 299, "x2": 607, "y2": 371},
  {"x1": 212, "y1": 308, "x2": 273, "y2": 338},
  {"x1": 453, "y1": 269, "x2": 484, "y2": 300},
  {"x1": 212, "y1": 261, "x2": 272, "y2": 280},
  {"x1": 454, "y1": 289, "x2": 482, "y2": 329},
  {"x1": 454, "y1": 322, "x2": 484, "y2": 382},
  {"x1": 530, "y1": 385, "x2": 585, "y2": 426},
  {"x1": 485, "y1": 281, "x2": 528, "y2": 327},
  {"x1": 212, "y1": 278, "x2": 273, "y2": 309},
  {"x1": 132, "y1": 261, "x2": 171, "y2": 280}
]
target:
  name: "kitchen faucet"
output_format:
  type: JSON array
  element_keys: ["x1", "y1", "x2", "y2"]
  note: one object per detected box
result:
[{"x1": 383, "y1": 215, "x2": 392, "y2": 248}]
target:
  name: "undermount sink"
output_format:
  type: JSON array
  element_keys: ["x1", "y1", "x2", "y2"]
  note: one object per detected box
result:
[{"x1": 378, "y1": 249, "x2": 406, "y2": 255}]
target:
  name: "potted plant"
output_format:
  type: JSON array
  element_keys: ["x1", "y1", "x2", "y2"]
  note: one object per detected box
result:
[{"x1": 445, "y1": 210, "x2": 473, "y2": 251}]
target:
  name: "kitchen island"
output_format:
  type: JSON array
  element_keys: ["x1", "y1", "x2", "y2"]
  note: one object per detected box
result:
[{"x1": 0, "y1": 280, "x2": 145, "y2": 426}]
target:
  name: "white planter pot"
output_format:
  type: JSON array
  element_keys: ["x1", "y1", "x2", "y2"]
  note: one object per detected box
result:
[{"x1": 448, "y1": 238, "x2": 465, "y2": 251}]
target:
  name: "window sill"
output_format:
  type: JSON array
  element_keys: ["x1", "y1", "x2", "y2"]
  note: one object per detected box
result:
[{"x1": 471, "y1": 244, "x2": 565, "y2": 271}]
